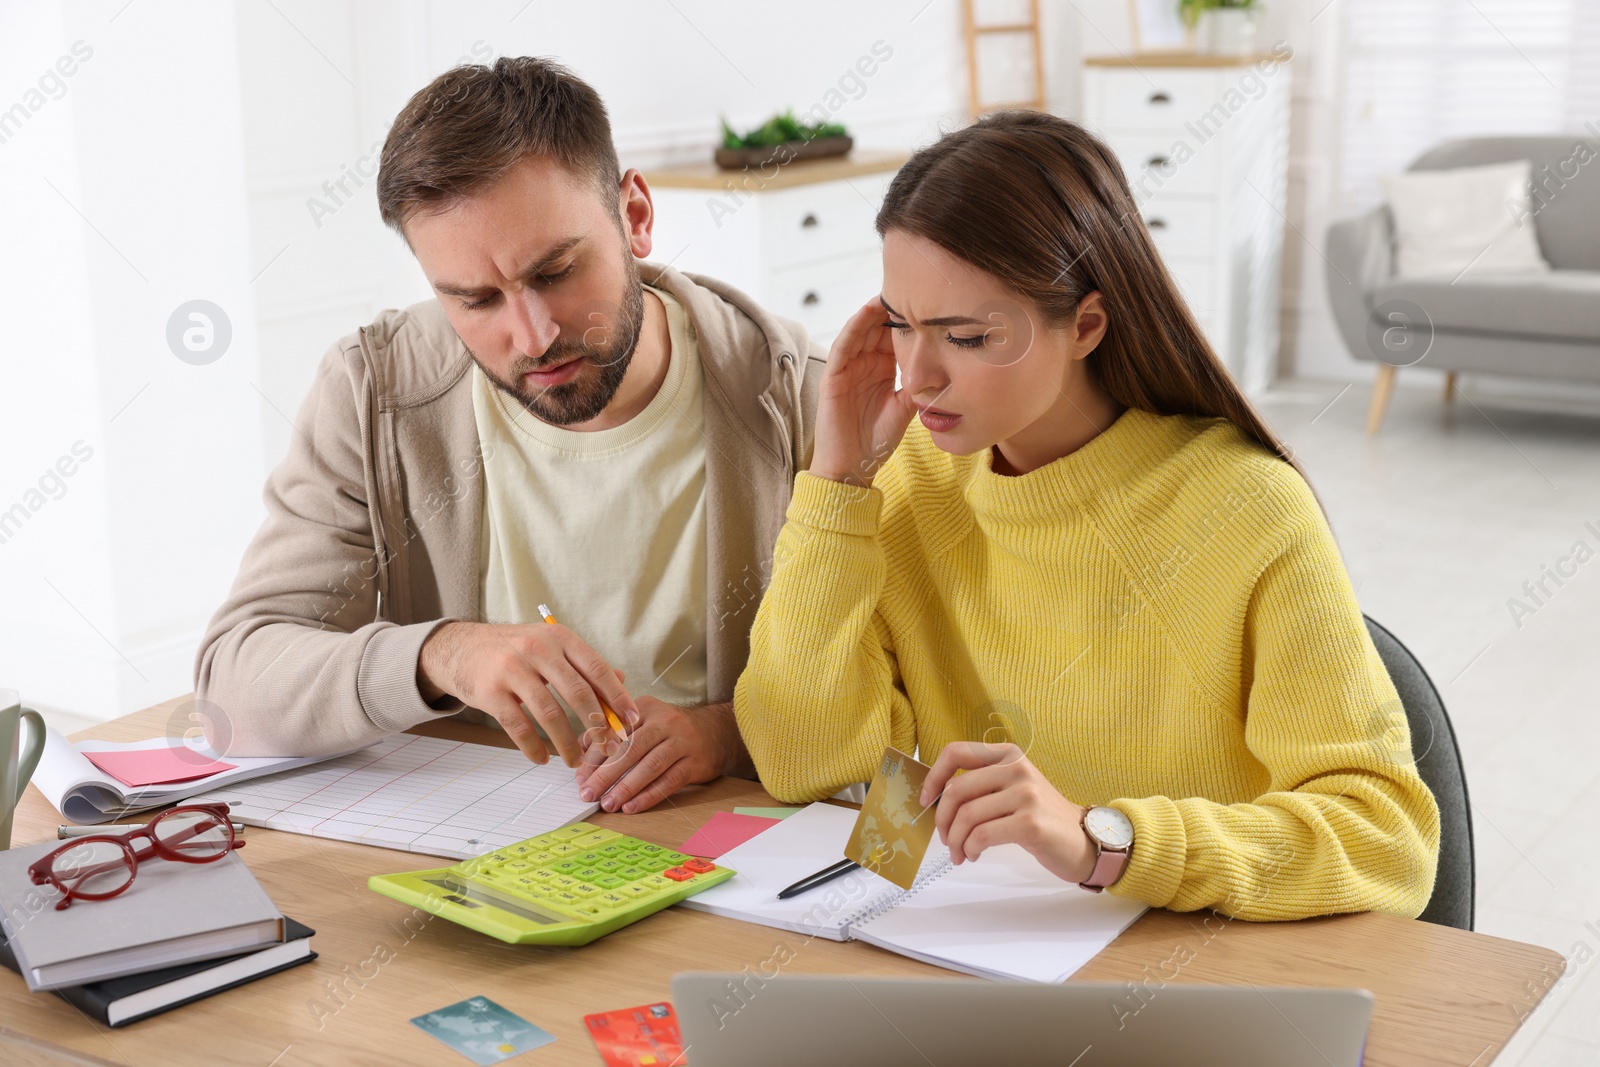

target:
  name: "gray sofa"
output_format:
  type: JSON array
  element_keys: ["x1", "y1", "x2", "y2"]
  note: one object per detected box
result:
[{"x1": 1326, "y1": 136, "x2": 1600, "y2": 433}]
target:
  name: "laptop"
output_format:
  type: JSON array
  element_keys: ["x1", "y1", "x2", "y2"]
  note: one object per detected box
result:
[{"x1": 672, "y1": 974, "x2": 1373, "y2": 1067}]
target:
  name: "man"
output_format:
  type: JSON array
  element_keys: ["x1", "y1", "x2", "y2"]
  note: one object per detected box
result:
[{"x1": 195, "y1": 57, "x2": 824, "y2": 813}]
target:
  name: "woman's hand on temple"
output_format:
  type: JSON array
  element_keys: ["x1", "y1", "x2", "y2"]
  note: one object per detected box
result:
[
  {"x1": 920, "y1": 741, "x2": 1099, "y2": 884},
  {"x1": 808, "y1": 298, "x2": 916, "y2": 488}
]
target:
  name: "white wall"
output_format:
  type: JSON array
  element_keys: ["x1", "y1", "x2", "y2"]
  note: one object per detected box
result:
[{"x1": 1, "y1": 1, "x2": 265, "y2": 726}]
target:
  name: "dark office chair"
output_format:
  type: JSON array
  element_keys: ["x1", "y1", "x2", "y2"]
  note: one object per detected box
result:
[{"x1": 1364, "y1": 616, "x2": 1475, "y2": 930}]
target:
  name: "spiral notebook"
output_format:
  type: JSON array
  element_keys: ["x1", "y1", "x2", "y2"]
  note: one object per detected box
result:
[{"x1": 677, "y1": 803, "x2": 1147, "y2": 983}]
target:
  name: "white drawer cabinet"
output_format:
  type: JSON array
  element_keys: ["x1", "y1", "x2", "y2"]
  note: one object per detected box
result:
[
  {"x1": 1083, "y1": 56, "x2": 1292, "y2": 393},
  {"x1": 1095, "y1": 68, "x2": 1230, "y2": 130},
  {"x1": 1140, "y1": 196, "x2": 1218, "y2": 261},
  {"x1": 644, "y1": 152, "x2": 906, "y2": 345},
  {"x1": 767, "y1": 253, "x2": 886, "y2": 338},
  {"x1": 757, "y1": 182, "x2": 884, "y2": 267},
  {"x1": 1103, "y1": 131, "x2": 1220, "y2": 197}
]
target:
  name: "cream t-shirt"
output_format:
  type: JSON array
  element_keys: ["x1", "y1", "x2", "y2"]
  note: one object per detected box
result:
[{"x1": 474, "y1": 286, "x2": 708, "y2": 730}]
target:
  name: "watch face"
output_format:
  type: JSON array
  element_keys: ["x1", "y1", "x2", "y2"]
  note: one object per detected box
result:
[{"x1": 1085, "y1": 806, "x2": 1134, "y2": 849}]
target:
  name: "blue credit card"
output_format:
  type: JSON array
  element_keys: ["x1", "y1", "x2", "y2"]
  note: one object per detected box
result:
[{"x1": 411, "y1": 995, "x2": 557, "y2": 1064}]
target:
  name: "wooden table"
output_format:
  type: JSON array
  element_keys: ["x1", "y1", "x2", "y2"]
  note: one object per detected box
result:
[{"x1": 0, "y1": 697, "x2": 1565, "y2": 1066}]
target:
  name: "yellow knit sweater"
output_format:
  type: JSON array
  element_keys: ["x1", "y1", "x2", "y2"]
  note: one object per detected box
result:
[{"x1": 735, "y1": 408, "x2": 1440, "y2": 921}]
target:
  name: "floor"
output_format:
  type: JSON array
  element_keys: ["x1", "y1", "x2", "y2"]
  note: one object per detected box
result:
[{"x1": 1255, "y1": 378, "x2": 1600, "y2": 1066}]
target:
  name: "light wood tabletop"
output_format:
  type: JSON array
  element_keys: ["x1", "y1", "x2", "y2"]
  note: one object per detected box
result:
[{"x1": 0, "y1": 696, "x2": 1565, "y2": 1066}]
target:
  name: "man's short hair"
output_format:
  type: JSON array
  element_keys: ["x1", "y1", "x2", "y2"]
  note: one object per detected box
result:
[{"x1": 376, "y1": 56, "x2": 621, "y2": 236}]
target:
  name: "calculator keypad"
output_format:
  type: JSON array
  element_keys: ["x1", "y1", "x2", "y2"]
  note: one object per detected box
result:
[{"x1": 446, "y1": 824, "x2": 726, "y2": 925}]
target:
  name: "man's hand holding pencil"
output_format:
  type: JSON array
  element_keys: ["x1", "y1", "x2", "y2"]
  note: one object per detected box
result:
[
  {"x1": 416, "y1": 617, "x2": 637, "y2": 768},
  {"x1": 416, "y1": 611, "x2": 744, "y2": 813}
]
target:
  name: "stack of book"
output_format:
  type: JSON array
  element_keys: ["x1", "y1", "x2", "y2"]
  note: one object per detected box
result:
[{"x1": 0, "y1": 837, "x2": 315, "y2": 1027}]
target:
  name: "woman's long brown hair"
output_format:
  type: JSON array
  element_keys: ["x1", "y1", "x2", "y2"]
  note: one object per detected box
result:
[{"x1": 876, "y1": 109, "x2": 1305, "y2": 480}]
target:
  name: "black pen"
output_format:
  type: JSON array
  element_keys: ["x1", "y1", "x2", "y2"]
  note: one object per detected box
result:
[{"x1": 776, "y1": 858, "x2": 860, "y2": 899}]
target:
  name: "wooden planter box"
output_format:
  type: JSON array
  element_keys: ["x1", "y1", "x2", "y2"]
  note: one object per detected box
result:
[{"x1": 713, "y1": 135, "x2": 854, "y2": 171}]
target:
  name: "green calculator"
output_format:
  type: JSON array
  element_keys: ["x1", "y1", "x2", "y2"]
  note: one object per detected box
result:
[{"x1": 366, "y1": 822, "x2": 735, "y2": 946}]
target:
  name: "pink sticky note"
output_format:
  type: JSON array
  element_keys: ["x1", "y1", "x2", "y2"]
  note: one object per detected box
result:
[
  {"x1": 84, "y1": 747, "x2": 237, "y2": 788},
  {"x1": 680, "y1": 812, "x2": 781, "y2": 859}
]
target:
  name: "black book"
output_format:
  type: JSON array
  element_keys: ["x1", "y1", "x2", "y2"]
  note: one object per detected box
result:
[{"x1": 0, "y1": 916, "x2": 316, "y2": 1027}]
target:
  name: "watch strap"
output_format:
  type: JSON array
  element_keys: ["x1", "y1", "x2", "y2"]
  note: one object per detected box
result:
[{"x1": 1079, "y1": 844, "x2": 1129, "y2": 892}]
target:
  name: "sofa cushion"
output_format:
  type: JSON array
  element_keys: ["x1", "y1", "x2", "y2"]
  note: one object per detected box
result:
[
  {"x1": 1409, "y1": 138, "x2": 1600, "y2": 272},
  {"x1": 1382, "y1": 161, "x2": 1551, "y2": 279},
  {"x1": 1371, "y1": 270, "x2": 1600, "y2": 343}
]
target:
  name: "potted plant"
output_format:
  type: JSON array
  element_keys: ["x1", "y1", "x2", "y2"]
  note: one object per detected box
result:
[
  {"x1": 1178, "y1": 0, "x2": 1261, "y2": 56},
  {"x1": 714, "y1": 110, "x2": 853, "y2": 170}
]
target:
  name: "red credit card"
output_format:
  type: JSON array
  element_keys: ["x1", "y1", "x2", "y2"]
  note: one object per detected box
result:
[{"x1": 583, "y1": 1002, "x2": 687, "y2": 1067}]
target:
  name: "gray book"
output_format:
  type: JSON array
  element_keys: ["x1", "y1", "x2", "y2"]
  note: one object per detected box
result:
[{"x1": 0, "y1": 838, "x2": 285, "y2": 992}]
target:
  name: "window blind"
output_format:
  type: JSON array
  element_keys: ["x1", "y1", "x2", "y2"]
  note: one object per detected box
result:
[{"x1": 1336, "y1": 0, "x2": 1600, "y2": 211}]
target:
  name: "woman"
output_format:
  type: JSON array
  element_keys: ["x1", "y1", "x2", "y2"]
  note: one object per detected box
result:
[{"x1": 733, "y1": 111, "x2": 1439, "y2": 921}]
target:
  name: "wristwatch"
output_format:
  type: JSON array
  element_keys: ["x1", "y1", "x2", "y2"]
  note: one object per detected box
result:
[{"x1": 1078, "y1": 805, "x2": 1134, "y2": 892}]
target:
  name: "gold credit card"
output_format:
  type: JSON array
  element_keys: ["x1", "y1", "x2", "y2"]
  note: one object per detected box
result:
[{"x1": 845, "y1": 746, "x2": 936, "y2": 890}]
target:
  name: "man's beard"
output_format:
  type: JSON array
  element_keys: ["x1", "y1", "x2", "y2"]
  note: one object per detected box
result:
[{"x1": 473, "y1": 261, "x2": 646, "y2": 426}]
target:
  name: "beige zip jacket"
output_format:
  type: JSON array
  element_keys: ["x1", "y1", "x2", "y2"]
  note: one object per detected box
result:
[{"x1": 195, "y1": 263, "x2": 825, "y2": 756}]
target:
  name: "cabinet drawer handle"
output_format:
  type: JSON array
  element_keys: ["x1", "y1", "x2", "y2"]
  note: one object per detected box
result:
[
  {"x1": 801, "y1": 213, "x2": 819, "y2": 228},
  {"x1": 802, "y1": 291, "x2": 820, "y2": 306},
  {"x1": 1147, "y1": 155, "x2": 1171, "y2": 170},
  {"x1": 1148, "y1": 91, "x2": 1171, "y2": 104},
  {"x1": 1146, "y1": 217, "x2": 1168, "y2": 230}
]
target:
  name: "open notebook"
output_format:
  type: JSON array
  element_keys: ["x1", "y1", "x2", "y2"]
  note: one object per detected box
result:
[
  {"x1": 677, "y1": 803, "x2": 1147, "y2": 983},
  {"x1": 33, "y1": 726, "x2": 359, "y2": 825}
]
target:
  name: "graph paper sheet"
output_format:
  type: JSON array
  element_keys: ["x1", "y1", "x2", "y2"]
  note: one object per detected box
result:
[{"x1": 189, "y1": 734, "x2": 600, "y2": 859}]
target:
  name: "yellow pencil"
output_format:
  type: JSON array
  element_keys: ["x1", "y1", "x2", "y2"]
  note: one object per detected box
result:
[{"x1": 537, "y1": 604, "x2": 629, "y2": 742}]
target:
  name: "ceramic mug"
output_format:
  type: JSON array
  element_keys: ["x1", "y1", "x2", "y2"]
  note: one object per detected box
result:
[{"x1": 0, "y1": 689, "x2": 46, "y2": 850}]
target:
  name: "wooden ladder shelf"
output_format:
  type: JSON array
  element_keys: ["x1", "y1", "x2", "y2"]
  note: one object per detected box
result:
[{"x1": 962, "y1": 0, "x2": 1047, "y2": 114}]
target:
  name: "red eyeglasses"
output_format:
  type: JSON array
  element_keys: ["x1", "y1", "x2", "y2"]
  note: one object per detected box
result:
[{"x1": 28, "y1": 803, "x2": 244, "y2": 910}]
